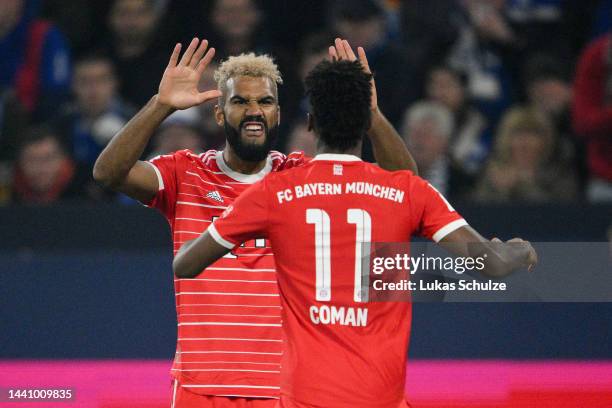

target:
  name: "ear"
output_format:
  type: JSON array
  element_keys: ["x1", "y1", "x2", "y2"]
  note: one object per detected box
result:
[
  {"x1": 214, "y1": 105, "x2": 225, "y2": 126},
  {"x1": 307, "y1": 112, "x2": 314, "y2": 132},
  {"x1": 277, "y1": 105, "x2": 281, "y2": 126}
]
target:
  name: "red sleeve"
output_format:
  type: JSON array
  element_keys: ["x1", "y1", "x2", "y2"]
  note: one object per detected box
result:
[
  {"x1": 208, "y1": 177, "x2": 270, "y2": 249},
  {"x1": 412, "y1": 177, "x2": 467, "y2": 242},
  {"x1": 277, "y1": 151, "x2": 311, "y2": 171},
  {"x1": 572, "y1": 35, "x2": 612, "y2": 137},
  {"x1": 144, "y1": 151, "x2": 185, "y2": 219}
]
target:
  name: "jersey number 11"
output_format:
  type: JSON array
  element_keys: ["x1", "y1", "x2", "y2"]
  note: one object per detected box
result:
[{"x1": 306, "y1": 209, "x2": 371, "y2": 303}]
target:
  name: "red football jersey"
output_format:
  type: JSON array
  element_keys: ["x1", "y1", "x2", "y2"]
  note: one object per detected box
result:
[
  {"x1": 146, "y1": 149, "x2": 306, "y2": 398},
  {"x1": 210, "y1": 154, "x2": 467, "y2": 408}
]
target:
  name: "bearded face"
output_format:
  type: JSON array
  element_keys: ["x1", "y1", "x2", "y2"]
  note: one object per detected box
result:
[
  {"x1": 216, "y1": 76, "x2": 280, "y2": 162},
  {"x1": 223, "y1": 114, "x2": 278, "y2": 161}
]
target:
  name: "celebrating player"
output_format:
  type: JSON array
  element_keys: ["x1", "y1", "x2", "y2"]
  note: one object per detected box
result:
[
  {"x1": 93, "y1": 37, "x2": 416, "y2": 407},
  {"x1": 173, "y1": 57, "x2": 538, "y2": 407}
]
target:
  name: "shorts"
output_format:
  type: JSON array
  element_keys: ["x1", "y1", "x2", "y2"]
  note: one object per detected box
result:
[{"x1": 171, "y1": 379, "x2": 278, "y2": 408}]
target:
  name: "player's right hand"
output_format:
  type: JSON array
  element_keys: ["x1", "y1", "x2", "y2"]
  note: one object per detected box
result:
[
  {"x1": 158, "y1": 38, "x2": 222, "y2": 110},
  {"x1": 328, "y1": 38, "x2": 378, "y2": 113}
]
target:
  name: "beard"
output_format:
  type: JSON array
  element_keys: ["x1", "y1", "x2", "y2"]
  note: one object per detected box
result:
[{"x1": 224, "y1": 115, "x2": 278, "y2": 162}]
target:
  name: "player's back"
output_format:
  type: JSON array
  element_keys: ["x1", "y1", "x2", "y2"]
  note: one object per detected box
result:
[{"x1": 261, "y1": 154, "x2": 463, "y2": 407}]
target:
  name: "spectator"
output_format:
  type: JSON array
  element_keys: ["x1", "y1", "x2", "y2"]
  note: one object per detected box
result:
[
  {"x1": 505, "y1": 0, "x2": 573, "y2": 61},
  {"x1": 425, "y1": 65, "x2": 489, "y2": 174},
  {"x1": 399, "y1": 0, "x2": 464, "y2": 76},
  {"x1": 331, "y1": 0, "x2": 418, "y2": 161},
  {"x1": 208, "y1": 0, "x2": 268, "y2": 59},
  {"x1": 104, "y1": 0, "x2": 170, "y2": 107},
  {"x1": 10, "y1": 126, "x2": 99, "y2": 204},
  {"x1": 401, "y1": 101, "x2": 474, "y2": 199},
  {"x1": 476, "y1": 107, "x2": 577, "y2": 203},
  {"x1": 40, "y1": 0, "x2": 108, "y2": 57},
  {"x1": 148, "y1": 114, "x2": 205, "y2": 159},
  {"x1": 522, "y1": 54, "x2": 585, "y2": 188},
  {"x1": 446, "y1": 0, "x2": 518, "y2": 126},
  {"x1": 53, "y1": 53, "x2": 134, "y2": 165},
  {"x1": 572, "y1": 33, "x2": 612, "y2": 202},
  {"x1": 524, "y1": 54, "x2": 573, "y2": 121},
  {"x1": 0, "y1": 0, "x2": 71, "y2": 120}
]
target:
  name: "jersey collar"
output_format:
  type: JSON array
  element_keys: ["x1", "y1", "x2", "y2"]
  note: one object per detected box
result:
[
  {"x1": 215, "y1": 150, "x2": 273, "y2": 183},
  {"x1": 312, "y1": 153, "x2": 362, "y2": 162}
]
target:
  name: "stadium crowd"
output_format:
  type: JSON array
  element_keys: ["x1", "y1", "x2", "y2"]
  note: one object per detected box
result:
[{"x1": 0, "y1": 0, "x2": 611, "y2": 205}]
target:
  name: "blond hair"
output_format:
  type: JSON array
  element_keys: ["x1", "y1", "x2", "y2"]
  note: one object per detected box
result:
[
  {"x1": 491, "y1": 107, "x2": 554, "y2": 165},
  {"x1": 214, "y1": 53, "x2": 283, "y2": 105}
]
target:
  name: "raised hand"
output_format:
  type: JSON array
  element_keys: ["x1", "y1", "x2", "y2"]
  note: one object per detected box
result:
[
  {"x1": 328, "y1": 38, "x2": 378, "y2": 112},
  {"x1": 158, "y1": 38, "x2": 222, "y2": 110}
]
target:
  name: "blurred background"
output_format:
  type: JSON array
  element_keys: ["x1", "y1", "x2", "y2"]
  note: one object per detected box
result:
[{"x1": 0, "y1": 0, "x2": 611, "y2": 407}]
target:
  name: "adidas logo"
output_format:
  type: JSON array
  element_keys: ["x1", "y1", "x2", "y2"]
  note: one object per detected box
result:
[{"x1": 205, "y1": 191, "x2": 224, "y2": 203}]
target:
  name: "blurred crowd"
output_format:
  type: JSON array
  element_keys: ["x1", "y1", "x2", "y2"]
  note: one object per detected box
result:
[{"x1": 0, "y1": 0, "x2": 611, "y2": 205}]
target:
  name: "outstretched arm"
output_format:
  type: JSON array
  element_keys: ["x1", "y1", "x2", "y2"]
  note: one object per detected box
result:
[
  {"x1": 93, "y1": 38, "x2": 221, "y2": 202},
  {"x1": 440, "y1": 226, "x2": 538, "y2": 278},
  {"x1": 329, "y1": 39, "x2": 418, "y2": 174}
]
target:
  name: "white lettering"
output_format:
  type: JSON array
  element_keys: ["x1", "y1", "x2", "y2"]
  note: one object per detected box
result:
[{"x1": 309, "y1": 305, "x2": 368, "y2": 326}]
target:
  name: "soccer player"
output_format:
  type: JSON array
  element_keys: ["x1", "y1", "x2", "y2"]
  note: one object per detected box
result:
[
  {"x1": 93, "y1": 38, "x2": 416, "y2": 407},
  {"x1": 173, "y1": 58, "x2": 538, "y2": 407}
]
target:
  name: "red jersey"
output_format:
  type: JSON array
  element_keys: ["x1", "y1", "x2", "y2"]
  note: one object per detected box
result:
[
  {"x1": 146, "y1": 149, "x2": 306, "y2": 398},
  {"x1": 210, "y1": 154, "x2": 467, "y2": 408}
]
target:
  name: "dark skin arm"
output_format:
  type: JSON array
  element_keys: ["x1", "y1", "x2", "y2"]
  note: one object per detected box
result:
[
  {"x1": 174, "y1": 225, "x2": 538, "y2": 280},
  {"x1": 174, "y1": 231, "x2": 231, "y2": 279},
  {"x1": 330, "y1": 39, "x2": 418, "y2": 174},
  {"x1": 92, "y1": 38, "x2": 221, "y2": 202}
]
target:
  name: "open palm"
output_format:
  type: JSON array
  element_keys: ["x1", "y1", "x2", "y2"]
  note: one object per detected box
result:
[
  {"x1": 329, "y1": 38, "x2": 378, "y2": 112},
  {"x1": 158, "y1": 38, "x2": 222, "y2": 110}
]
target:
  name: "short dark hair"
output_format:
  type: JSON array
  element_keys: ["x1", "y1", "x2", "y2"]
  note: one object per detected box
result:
[
  {"x1": 74, "y1": 51, "x2": 115, "y2": 73},
  {"x1": 305, "y1": 59, "x2": 372, "y2": 151},
  {"x1": 18, "y1": 125, "x2": 66, "y2": 154},
  {"x1": 429, "y1": 64, "x2": 468, "y2": 88},
  {"x1": 74, "y1": 50, "x2": 117, "y2": 78}
]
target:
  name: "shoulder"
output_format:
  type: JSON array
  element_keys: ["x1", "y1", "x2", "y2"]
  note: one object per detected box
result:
[
  {"x1": 148, "y1": 149, "x2": 217, "y2": 171},
  {"x1": 194, "y1": 149, "x2": 219, "y2": 167},
  {"x1": 366, "y1": 163, "x2": 418, "y2": 183},
  {"x1": 381, "y1": 168, "x2": 431, "y2": 195},
  {"x1": 171, "y1": 149, "x2": 217, "y2": 165}
]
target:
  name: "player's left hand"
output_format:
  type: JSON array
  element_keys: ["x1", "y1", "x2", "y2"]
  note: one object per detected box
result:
[{"x1": 328, "y1": 38, "x2": 378, "y2": 113}]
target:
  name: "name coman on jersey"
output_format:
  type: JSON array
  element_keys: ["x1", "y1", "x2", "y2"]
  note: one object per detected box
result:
[{"x1": 146, "y1": 149, "x2": 306, "y2": 398}]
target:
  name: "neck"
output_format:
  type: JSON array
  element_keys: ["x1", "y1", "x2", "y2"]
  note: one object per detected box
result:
[{"x1": 222, "y1": 145, "x2": 267, "y2": 174}]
